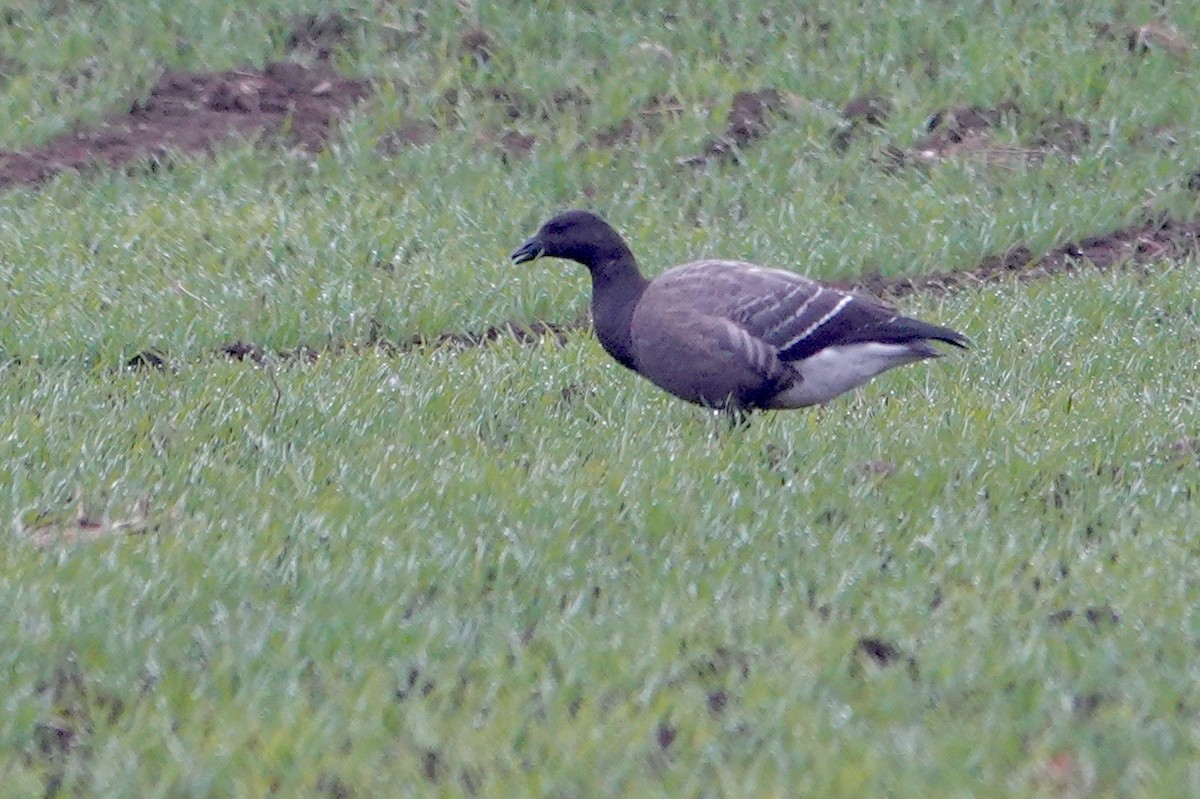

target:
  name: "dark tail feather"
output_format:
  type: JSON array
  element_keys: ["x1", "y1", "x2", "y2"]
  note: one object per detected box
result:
[
  {"x1": 920, "y1": 322, "x2": 970, "y2": 349},
  {"x1": 885, "y1": 317, "x2": 970, "y2": 349},
  {"x1": 907, "y1": 341, "x2": 944, "y2": 360}
]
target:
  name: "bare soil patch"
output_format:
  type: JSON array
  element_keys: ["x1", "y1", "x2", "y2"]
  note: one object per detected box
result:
[
  {"x1": 680, "y1": 89, "x2": 804, "y2": 165},
  {"x1": 0, "y1": 62, "x2": 369, "y2": 190},
  {"x1": 569, "y1": 88, "x2": 1087, "y2": 173},
  {"x1": 879, "y1": 101, "x2": 1090, "y2": 170},
  {"x1": 458, "y1": 25, "x2": 499, "y2": 66},
  {"x1": 125, "y1": 350, "x2": 167, "y2": 372},
  {"x1": 4, "y1": 70, "x2": 1195, "y2": 363},
  {"x1": 188, "y1": 213, "x2": 1198, "y2": 366},
  {"x1": 831, "y1": 94, "x2": 892, "y2": 152},
  {"x1": 383, "y1": 213, "x2": 1198, "y2": 358},
  {"x1": 591, "y1": 93, "x2": 684, "y2": 149},
  {"x1": 221, "y1": 341, "x2": 269, "y2": 365},
  {"x1": 843, "y1": 215, "x2": 1200, "y2": 300},
  {"x1": 852, "y1": 636, "x2": 919, "y2": 680},
  {"x1": 854, "y1": 637, "x2": 904, "y2": 666},
  {"x1": 375, "y1": 121, "x2": 440, "y2": 154}
]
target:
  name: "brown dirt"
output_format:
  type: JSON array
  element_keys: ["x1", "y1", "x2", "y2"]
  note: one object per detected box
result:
[
  {"x1": 1031, "y1": 113, "x2": 1091, "y2": 151},
  {"x1": 0, "y1": 62, "x2": 369, "y2": 190},
  {"x1": 875, "y1": 101, "x2": 1091, "y2": 171},
  {"x1": 831, "y1": 94, "x2": 892, "y2": 152},
  {"x1": 110, "y1": 212, "x2": 1200, "y2": 368},
  {"x1": 478, "y1": 129, "x2": 537, "y2": 162},
  {"x1": 923, "y1": 102, "x2": 1020, "y2": 138},
  {"x1": 1047, "y1": 608, "x2": 1075, "y2": 625},
  {"x1": 459, "y1": 26, "x2": 498, "y2": 65},
  {"x1": 681, "y1": 89, "x2": 802, "y2": 165},
  {"x1": 591, "y1": 93, "x2": 684, "y2": 149},
  {"x1": 376, "y1": 121, "x2": 440, "y2": 154},
  {"x1": 655, "y1": 722, "x2": 677, "y2": 750},
  {"x1": 840, "y1": 215, "x2": 1200, "y2": 300},
  {"x1": 842, "y1": 94, "x2": 892, "y2": 126},
  {"x1": 855, "y1": 637, "x2": 903, "y2": 666},
  {"x1": 406, "y1": 213, "x2": 1197, "y2": 356},
  {"x1": 3, "y1": 69, "x2": 1196, "y2": 362},
  {"x1": 221, "y1": 341, "x2": 268, "y2": 365},
  {"x1": 852, "y1": 637, "x2": 919, "y2": 680},
  {"x1": 706, "y1": 690, "x2": 729, "y2": 714},
  {"x1": 1085, "y1": 605, "x2": 1120, "y2": 626},
  {"x1": 575, "y1": 90, "x2": 1090, "y2": 170},
  {"x1": 125, "y1": 350, "x2": 167, "y2": 372}
]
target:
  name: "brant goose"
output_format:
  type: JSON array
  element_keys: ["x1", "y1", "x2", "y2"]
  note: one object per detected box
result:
[{"x1": 511, "y1": 210, "x2": 968, "y2": 413}]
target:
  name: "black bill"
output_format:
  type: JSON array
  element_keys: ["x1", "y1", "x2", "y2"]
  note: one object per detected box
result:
[{"x1": 510, "y1": 237, "x2": 544, "y2": 264}]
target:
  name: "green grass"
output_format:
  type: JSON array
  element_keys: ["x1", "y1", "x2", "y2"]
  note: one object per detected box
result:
[
  {"x1": 2, "y1": 0, "x2": 1200, "y2": 363},
  {"x1": 3, "y1": 267, "x2": 1199, "y2": 796},
  {"x1": 3, "y1": 0, "x2": 1200, "y2": 796}
]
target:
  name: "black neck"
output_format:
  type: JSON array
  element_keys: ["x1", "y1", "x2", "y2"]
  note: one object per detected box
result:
[{"x1": 587, "y1": 254, "x2": 649, "y2": 372}]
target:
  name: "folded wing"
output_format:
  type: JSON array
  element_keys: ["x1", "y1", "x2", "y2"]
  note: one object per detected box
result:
[{"x1": 667, "y1": 260, "x2": 967, "y2": 363}]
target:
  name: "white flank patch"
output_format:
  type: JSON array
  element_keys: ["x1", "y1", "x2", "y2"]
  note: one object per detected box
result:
[{"x1": 768, "y1": 342, "x2": 929, "y2": 408}]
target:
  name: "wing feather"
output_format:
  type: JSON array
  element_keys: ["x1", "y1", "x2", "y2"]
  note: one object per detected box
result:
[{"x1": 654, "y1": 260, "x2": 964, "y2": 367}]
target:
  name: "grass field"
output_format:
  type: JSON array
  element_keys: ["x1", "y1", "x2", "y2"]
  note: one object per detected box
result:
[{"x1": 3, "y1": 1, "x2": 1200, "y2": 796}]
